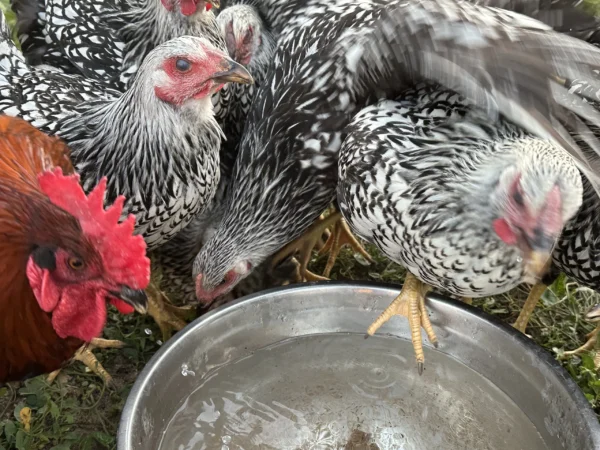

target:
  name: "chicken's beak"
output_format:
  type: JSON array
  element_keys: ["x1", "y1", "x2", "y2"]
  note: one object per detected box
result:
[
  {"x1": 207, "y1": 0, "x2": 220, "y2": 8},
  {"x1": 111, "y1": 286, "x2": 148, "y2": 314},
  {"x1": 210, "y1": 60, "x2": 254, "y2": 85},
  {"x1": 522, "y1": 250, "x2": 552, "y2": 285}
]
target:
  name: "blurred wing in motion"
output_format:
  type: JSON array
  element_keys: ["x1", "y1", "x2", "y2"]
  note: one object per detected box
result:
[{"x1": 350, "y1": 0, "x2": 600, "y2": 193}]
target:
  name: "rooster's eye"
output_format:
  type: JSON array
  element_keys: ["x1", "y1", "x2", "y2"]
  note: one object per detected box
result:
[
  {"x1": 68, "y1": 257, "x2": 84, "y2": 270},
  {"x1": 175, "y1": 58, "x2": 191, "y2": 72}
]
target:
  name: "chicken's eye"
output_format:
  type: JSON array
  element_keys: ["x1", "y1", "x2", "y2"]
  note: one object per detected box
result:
[
  {"x1": 513, "y1": 189, "x2": 525, "y2": 207},
  {"x1": 68, "y1": 257, "x2": 85, "y2": 270},
  {"x1": 175, "y1": 58, "x2": 192, "y2": 72}
]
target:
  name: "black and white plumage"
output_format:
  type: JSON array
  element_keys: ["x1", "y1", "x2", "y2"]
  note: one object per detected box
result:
[
  {"x1": 0, "y1": 12, "x2": 252, "y2": 251},
  {"x1": 10, "y1": 0, "x2": 225, "y2": 90},
  {"x1": 192, "y1": 0, "x2": 600, "y2": 303},
  {"x1": 215, "y1": 3, "x2": 275, "y2": 152},
  {"x1": 337, "y1": 84, "x2": 583, "y2": 298},
  {"x1": 146, "y1": 3, "x2": 277, "y2": 306}
]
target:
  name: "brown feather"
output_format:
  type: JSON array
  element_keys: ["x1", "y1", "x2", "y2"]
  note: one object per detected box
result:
[{"x1": 0, "y1": 117, "x2": 84, "y2": 382}]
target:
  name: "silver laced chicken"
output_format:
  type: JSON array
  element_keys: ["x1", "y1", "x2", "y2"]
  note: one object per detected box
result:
[{"x1": 337, "y1": 83, "x2": 583, "y2": 371}]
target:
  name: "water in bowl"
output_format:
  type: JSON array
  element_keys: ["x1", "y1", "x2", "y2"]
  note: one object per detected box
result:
[{"x1": 159, "y1": 333, "x2": 547, "y2": 450}]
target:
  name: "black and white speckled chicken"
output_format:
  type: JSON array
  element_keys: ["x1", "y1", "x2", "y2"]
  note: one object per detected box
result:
[
  {"x1": 510, "y1": 59, "x2": 600, "y2": 365},
  {"x1": 191, "y1": 0, "x2": 600, "y2": 309},
  {"x1": 337, "y1": 84, "x2": 584, "y2": 370},
  {"x1": 10, "y1": 0, "x2": 224, "y2": 90},
  {"x1": 486, "y1": 16, "x2": 600, "y2": 363},
  {"x1": 0, "y1": 10, "x2": 252, "y2": 341},
  {"x1": 214, "y1": 3, "x2": 275, "y2": 159}
]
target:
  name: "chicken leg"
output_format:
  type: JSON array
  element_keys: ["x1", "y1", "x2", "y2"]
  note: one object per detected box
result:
[
  {"x1": 319, "y1": 217, "x2": 374, "y2": 278},
  {"x1": 562, "y1": 304, "x2": 600, "y2": 369},
  {"x1": 47, "y1": 338, "x2": 125, "y2": 384},
  {"x1": 272, "y1": 210, "x2": 373, "y2": 282},
  {"x1": 513, "y1": 282, "x2": 548, "y2": 333},
  {"x1": 146, "y1": 280, "x2": 196, "y2": 342},
  {"x1": 271, "y1": 212, "x2": 341, "y2": 282},
  {"x1": 366, "y1": 273, "x2": 437, "y2": 374}
]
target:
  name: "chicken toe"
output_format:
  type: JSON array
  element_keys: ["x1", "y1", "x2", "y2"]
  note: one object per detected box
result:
[
  {"x1": 318, "y1": 216, "x2": 374, "y2": 278},
  {"x1": 147, "y1": 282, "x2": 196, "y2": 342},
  {"x1": 47, "y1": 338, "x2": 125, "y2": 384},
  {"x1": 562, "y1": 304, "x2": 600, "y2": 368},
  {"x1": 366, "y1": 273, "x2": 436, "y2": 373},
  {"x1": 271, "y1": 212, "x2": 341, "y2": 283}
]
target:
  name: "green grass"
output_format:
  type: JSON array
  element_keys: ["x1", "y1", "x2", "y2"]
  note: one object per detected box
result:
[{"x1": 1, "y1": 1, "x2": 600, "y2": 449}]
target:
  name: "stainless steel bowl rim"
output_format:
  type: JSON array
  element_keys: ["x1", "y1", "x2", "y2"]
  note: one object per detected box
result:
[{"x1": 118, "y1": 280, "x2": 600, "y2": 448}]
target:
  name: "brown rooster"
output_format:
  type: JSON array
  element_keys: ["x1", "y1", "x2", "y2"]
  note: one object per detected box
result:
[{"x1": 0, "y1": 116, "x2": 150, "y2": 383}]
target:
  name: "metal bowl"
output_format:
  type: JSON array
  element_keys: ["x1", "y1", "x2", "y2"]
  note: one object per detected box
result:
[{"x1": 118, "y1": 281, "x2": 600, "y2": 450}]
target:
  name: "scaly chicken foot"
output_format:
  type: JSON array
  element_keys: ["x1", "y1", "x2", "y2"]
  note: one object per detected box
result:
[
  {"x1": 366, "y1": 273, "x2": 437, "y2": 374},
  {"x1": 513, "y1": 282, "x2": 548, "y2": 334},
  {"x1": 318, "y1": 217, "x2": 374, "y2": 278},
  {"x1": 271, "y1": 212, "x2": 342, "y2": 282},
  {"x1": 47, "y1": 338, "x2": 125, "y2": 384},
  {"x1": 561, "y1": 304, "x2": 600, "y2": 369},
  {"x1": 147, "y1": 281, "x2": 196, "y2": 342},
  {"x1": 563, "y1": 324, "x2": 600, "y2": 356}
]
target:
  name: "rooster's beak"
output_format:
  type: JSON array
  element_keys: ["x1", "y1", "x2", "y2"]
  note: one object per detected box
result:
[
  {"x1": 207, "y1": 0, "x2": 220, "y2": 8},
  {"x1": 112, "y1": 286, "x2": 148, "y2": 314},
  {"x1": 210, "y1": 59, "x2": 254, "y2": 85}
]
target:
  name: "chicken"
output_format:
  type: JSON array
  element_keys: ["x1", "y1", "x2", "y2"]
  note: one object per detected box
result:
[
  {"x1": 506, "y1": 33, "x2": 600, "y2": 338},
  {"x1": 513, "y1": 165, "x2": 600, "y2": 357},
  {"x1": 215, "y1": 1, "x2": 373, "y2": 282},
  {"x1": 215, "y1": 3, "x2": 275, "y2": 150},
  {"x1": 0, "y1": 11, "x2": 253, "y2": 349},
  {"x1": 10, "y1": 0, "x2": 224, "y2": 90},
  {"x1": 192, "y1": 0, "x2": 600, "y2": 309},
  {"x1": 0, "y1": 116, "x2": 150, "y2": 383},
  {"x1": 337, "y1": 84, "x2": 583, "y2": 370}
]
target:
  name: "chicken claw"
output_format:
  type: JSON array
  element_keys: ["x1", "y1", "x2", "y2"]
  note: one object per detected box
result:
[
  {"x1": 271, "y1": 212, "x2": 341, "y2": 282},
  {"x1": 47, "y1": 338, "x2": 125, "y2": 384},
  {"x1": 366, "y1": 273, "x2": 437, "y2": 374},
  {"x1": 562, "y1": 303, "x2": 600, "y2": 369},
  {"x1": 318, "y1": 216, "x2": 374, "y2": 278},
  {"x1": 147, "y1": 281, "x2": 196, "y2": 342}
]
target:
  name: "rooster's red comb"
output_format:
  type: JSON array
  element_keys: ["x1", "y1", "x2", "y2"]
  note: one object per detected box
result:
[{"x1": 38, "y1": 168, "x2": 150, "y2": 290}]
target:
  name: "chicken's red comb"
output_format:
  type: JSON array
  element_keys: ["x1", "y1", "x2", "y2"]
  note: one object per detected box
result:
[{"x1": 38, "y1": 168, "x2": 150, "y2": 290}]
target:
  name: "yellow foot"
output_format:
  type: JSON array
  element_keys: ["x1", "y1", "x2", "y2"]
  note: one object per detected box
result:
[
  {"x1": 318, "y1": 216, "x2": 374, "y2": 278},
  {"x1": 147, "y1": 282, "x2": 196, "y2": 342},
  {"x1": 47, "y1": 338, "x2": 125, "y2": 384},
  {"x1": 462, "y1": 297, "x2": 473, "y2": 305},
  {"x1": 313, "y1": 214, "x2": 331, "y2": 252},
  {"x1": 366, "y1": 273, "x2": 437, "y2": 374},
  {"x1": 563, "y1": 323, "x2": 600, "y2": 358},
  {"x1": 562, "y1": 304, "x2": 600, "y2": 367},
  {"x1": 513, "y1": 282, "x2": 548, "y2": 334},
  {"x1": 271, "y1": 212, "x2": 343, "y2": 282}
]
